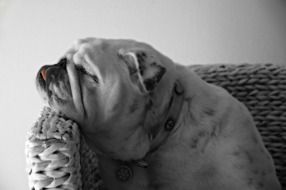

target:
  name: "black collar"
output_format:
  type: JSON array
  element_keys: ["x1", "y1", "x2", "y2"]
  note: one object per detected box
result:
[
  {"x1": 113, "y1": 82, "x2": 185, "y2": 182},
  {"x1": 113, "y1": 81, "x2": 185, "y2": 172},
  {"x1": 134, "y1": 81, "x2": 185, "y2": 168}
]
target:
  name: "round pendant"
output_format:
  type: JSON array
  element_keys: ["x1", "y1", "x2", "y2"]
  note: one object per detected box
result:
[{"x1": 116, "y1": 164, "x2": 133, "y2": 182}]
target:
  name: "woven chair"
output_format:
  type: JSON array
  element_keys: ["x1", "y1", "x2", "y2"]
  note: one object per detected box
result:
[{"x1": 26, "y1": 63, "x2": 286, "y2": 190}]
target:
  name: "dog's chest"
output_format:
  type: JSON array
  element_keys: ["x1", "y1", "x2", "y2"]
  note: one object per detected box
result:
[
  {"x1": 99, "y1": 156, "x2": 150, "y2": 190},
  {"x1": 145, "y1": 142, "x2": 213, "y2": 190},
  {"x1": 99, "y1": 148, "x2": 200, "y2": 190}
]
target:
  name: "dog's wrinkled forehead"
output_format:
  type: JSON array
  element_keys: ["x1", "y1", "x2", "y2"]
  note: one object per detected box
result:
[{"x1": 66, "y1": 38, "x2": 167, "y2": 94}]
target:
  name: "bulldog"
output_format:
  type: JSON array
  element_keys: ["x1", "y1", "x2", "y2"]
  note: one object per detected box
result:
[{"x1": 36, "y1": 38, "x2": 281, "y2": 190}]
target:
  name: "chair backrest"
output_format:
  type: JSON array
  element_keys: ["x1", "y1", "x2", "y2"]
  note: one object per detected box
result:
[
  {"x1": 191, "y1": 63, "x2": 286, "y2": 187},
  {"x1": 80, "y1": 63, "x2": 286, "y2": 189}
]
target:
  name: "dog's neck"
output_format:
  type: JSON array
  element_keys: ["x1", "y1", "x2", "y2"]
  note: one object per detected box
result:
[
  {"x1": 110, "y1": 66, "x2": 211, "y2": 165},
  {"x1": 122, "y1": 81, "x2": 185, "y2": 168}
]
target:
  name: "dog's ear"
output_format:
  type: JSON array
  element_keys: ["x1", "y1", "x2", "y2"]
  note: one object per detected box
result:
[{"x1": 118, "y1": 48, "x2": 166, "y2": 93}]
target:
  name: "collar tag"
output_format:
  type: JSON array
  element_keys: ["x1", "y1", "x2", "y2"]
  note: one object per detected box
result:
[{"x1": 165, "y1": 118, "x2": 175, "y2": 131}]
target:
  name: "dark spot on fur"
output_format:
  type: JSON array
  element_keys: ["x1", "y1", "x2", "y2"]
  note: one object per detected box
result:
[
  {"x1": 136, "y1": 52, "x2": 146, "y2": 65},
  {"x1": 136, "y1": 51, "x2": 146, "y2": 58},
  {"x1": 129, "y1": 100, "x2": 139, "y2": 113},
  {"x1": 247, "y1": 178, "x2": 254, "y2": 185},
  {"x1": 143, "y1": 66, "x2": 166, "y2": 91},
  {"x1": 198, "y1": 130, "x2": 207, "y2": 137},
  {"x1": 260, "y1": 170, "x2": 267, "y2": 176},
  {"x1": 137, "y1": 57, "x2": 144, "y2": 65},
  {"x1": 247, "y1": 178, "x2": 264, "y2": 188},
  {"x1": 146, "y1": 99, "x2": 153, "y2": 109},
  {"x1": 190, "y1": 137, "x2": 199, "y2": 149},
  {"x1": 244, "y1": 150, "x2": 254, "y2": 163},
  {"x1": 144, "y1": 78, "x2": 157, "y2": 91},
  {"x1": 197, "y1": 164, "x2": 217, "y2": 179},
  {"x1": 257, "y1": 182, "x2": 264, "y2": 188},
  {"x1": 210, "y1": 126, "x2": 216, "y2": 137},
  {"x1": 203, "y1": 108, "x2": 215, "y2": 116},
  {"x1": 111, "y1": 101, "x2": 121, "y2": 113},
  {"x1": 253, "y1": 169, "x2": 260, "y2": 175},
  {"x1": 138, "y1": 63, "x2": 145, "y2": 75},
  {"x1": 136, "y1": 52, "x2": 147, "y2": 75},
  {"x1": 233, "y1": 150, "x2": 241, "y2": 156},
  {"x1": 189, "y1": 130, "x2": 208, "y2": 149},
  {"x1": 156, "y1": 65, "x2": 166, "y2": 81}
]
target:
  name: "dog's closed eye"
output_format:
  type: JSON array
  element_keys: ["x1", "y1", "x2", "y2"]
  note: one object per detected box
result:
[{"x1": 76, "y1": 65, "x2": 99, "y2": 83}]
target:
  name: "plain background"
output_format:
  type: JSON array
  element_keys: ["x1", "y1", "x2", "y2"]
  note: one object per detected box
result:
[{"x1": 0, "y1": 0, "x2": 285, "y2": 189}]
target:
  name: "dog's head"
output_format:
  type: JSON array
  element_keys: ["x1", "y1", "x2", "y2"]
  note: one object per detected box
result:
[{"x1": 36, "y1": 38, "x2": 177, "y2": 160}]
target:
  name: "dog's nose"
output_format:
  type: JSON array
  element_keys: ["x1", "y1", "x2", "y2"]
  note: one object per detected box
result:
[
  {"x1": 40, "y1": 58, "x2": 67, "y2": 81},
  {"x1": 40, "y1": 68, "x2": 47, "y2": 81}
]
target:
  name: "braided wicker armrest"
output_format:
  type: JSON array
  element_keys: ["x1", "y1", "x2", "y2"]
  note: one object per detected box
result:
[
  {"x1": 26, "y1": 107, "x2": 84, "y2": 190},
  {"x1": 26, "y1": 107, "x2": 104, "y2": 190},
  {"x1": 26, "y1": 63, "x2": 286, "y2": 190}
]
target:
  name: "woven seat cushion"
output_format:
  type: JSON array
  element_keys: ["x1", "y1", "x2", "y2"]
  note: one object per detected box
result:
[{"x1": 26, "y1": 108, "x2": 83, "y2": 190}]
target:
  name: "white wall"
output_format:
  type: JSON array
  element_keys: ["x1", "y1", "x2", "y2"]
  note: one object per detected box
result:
[{"x1": 0, "y1": 0, "x2": 285, "y2": 189}]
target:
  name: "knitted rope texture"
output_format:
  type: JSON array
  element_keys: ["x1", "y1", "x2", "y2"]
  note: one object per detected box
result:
[
  {"x1": 191, "y1": 63, "x2": 286, "y2": 188},
  {"x1": 80, "y1": 136, "x2": 104, "y2": 190},
  {"x1": 26, "y1": 107, "x2": 82, "y2": 190}
]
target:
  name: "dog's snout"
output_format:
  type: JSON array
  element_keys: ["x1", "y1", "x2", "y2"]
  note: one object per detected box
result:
[{"x1": 39, "y1": 58, "x2": 68, "y2": 82}]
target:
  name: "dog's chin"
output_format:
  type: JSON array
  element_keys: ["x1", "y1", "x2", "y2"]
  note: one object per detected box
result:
[{"x1": 48, "y1": 84, "x2": 71, "y2": 106}]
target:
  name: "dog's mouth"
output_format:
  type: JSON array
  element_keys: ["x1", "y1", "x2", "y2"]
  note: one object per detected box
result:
[{"x1": 36, "y1": 57, "x2": 85, "y2": 115}]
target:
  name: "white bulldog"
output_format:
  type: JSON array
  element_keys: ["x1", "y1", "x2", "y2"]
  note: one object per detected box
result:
[{"x1": 36, "y1": 38, "x2": 281, "y2": 190}]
